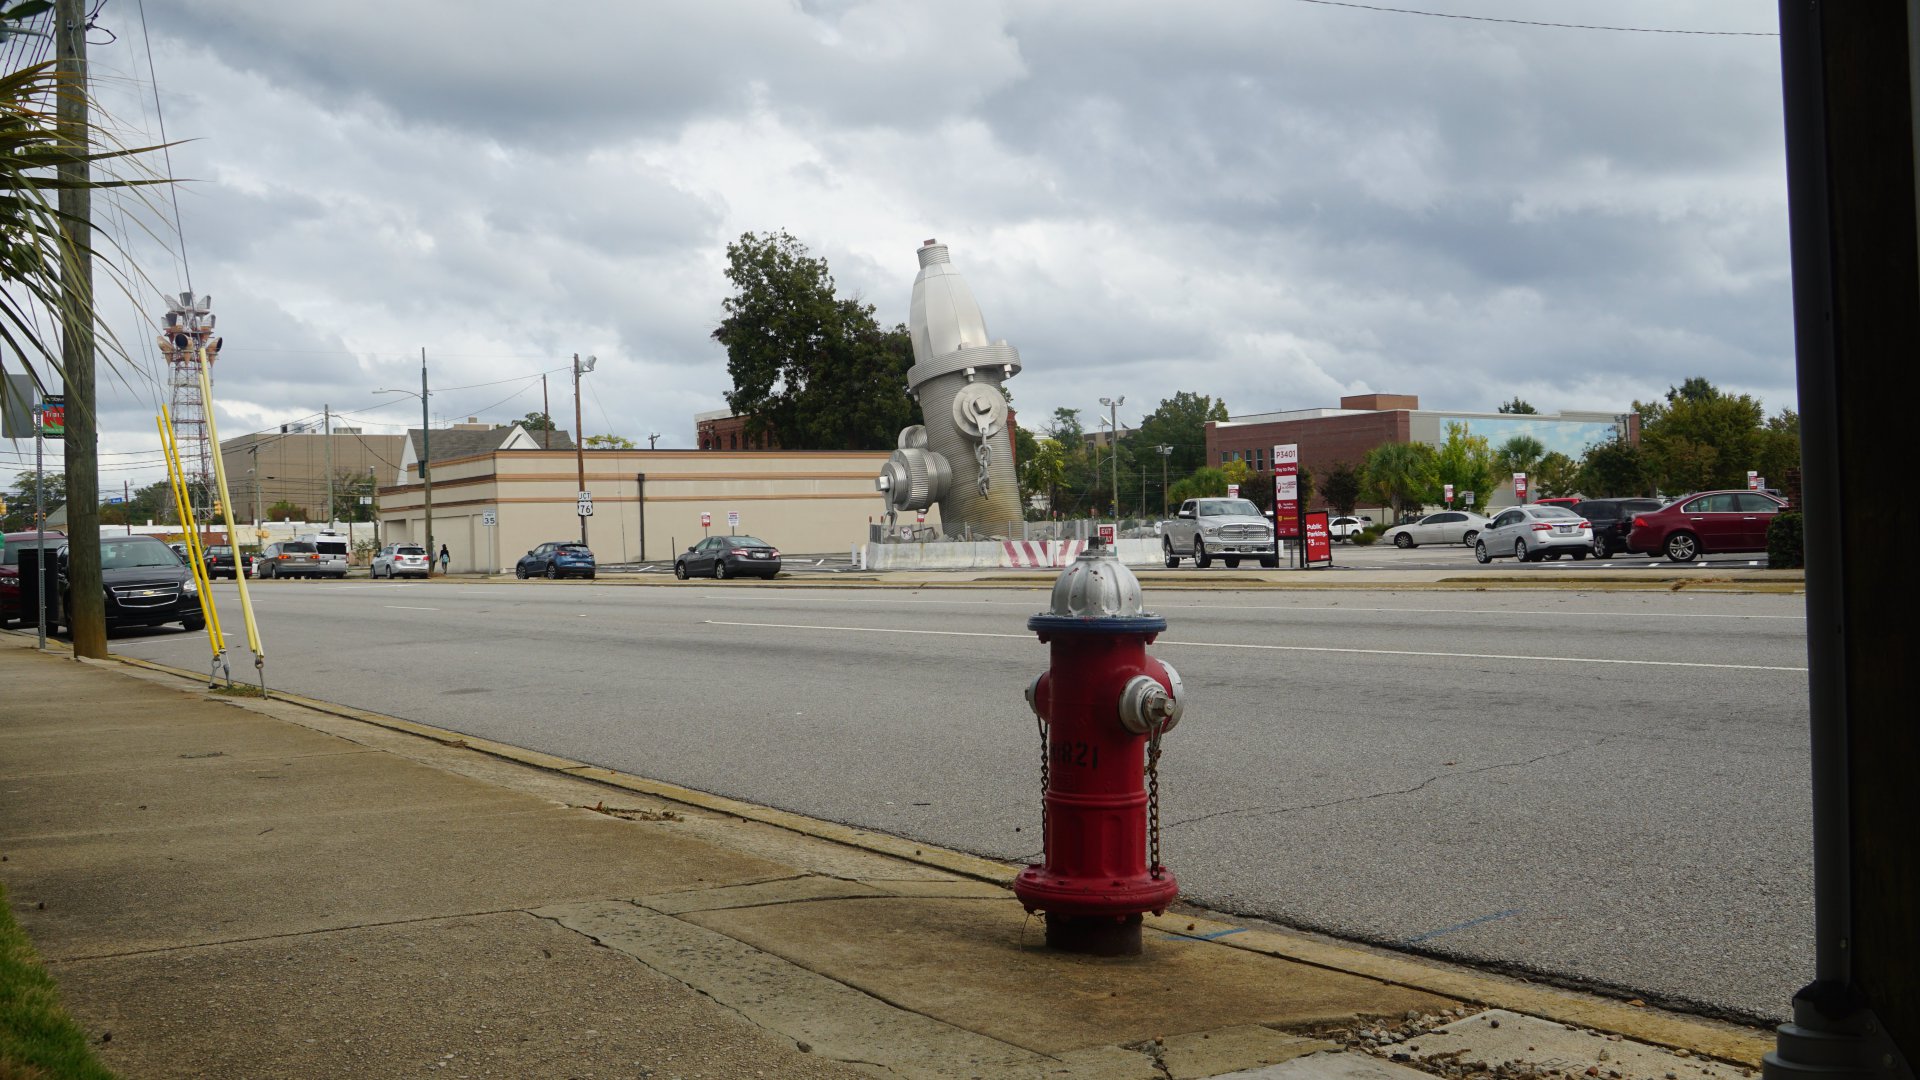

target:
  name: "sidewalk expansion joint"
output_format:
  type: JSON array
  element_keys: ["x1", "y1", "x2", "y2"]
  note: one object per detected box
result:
[{"x1": 43, "y1": 906, "x2": 541, "y2": 965}]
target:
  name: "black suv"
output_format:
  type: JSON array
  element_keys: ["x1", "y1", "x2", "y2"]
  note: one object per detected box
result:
[
  {"x1": 1572, "y1": 498, "x2": 1665, "y2": 557},
  {"x1": 57, "y1": 534, "x2": 206, "y2": 634}
]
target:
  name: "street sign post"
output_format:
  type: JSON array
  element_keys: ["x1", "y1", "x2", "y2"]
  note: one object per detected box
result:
[
  {"x1": 1097, "y1": 522, "x2": 1117, "y2": 547},
  {"x1": 727, "y1": 510, "x2": 740, "y2": 533},
  {"x1": 1512, "y1": 472, "x2": 1528, "y2": 503},
  {"x1": 1463, "y1": 490, "x2": 1475, "y2": 507},
  {"x1": 1444, "y1": 483, "x2": 1454, "y2": 507},
  {"x1": 1227, "y1": 483, "x2": 1239, "y2": 499},
  {"x1": 1272, "y1": 443, "x2": 1300, "y2": 565},
  {"x1": 1747, "y1": 470, "x2": 1760, "y2": 491},
  {"x1": 481, "y1": 510, "x2": 496, "y2": 527},
  {"x1": 576, "y1": 491, "x2": 593, "y2": 517}
]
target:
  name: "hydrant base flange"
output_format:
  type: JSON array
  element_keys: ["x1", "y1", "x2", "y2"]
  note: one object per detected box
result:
[{"x1": 1044, "y1": 913, "x2": 1146, "y2": 956}]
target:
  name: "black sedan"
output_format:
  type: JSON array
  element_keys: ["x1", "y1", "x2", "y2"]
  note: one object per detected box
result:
[
  {"x1": 675, "y1": 535, "x2": 781, "y2": 579},
  {"x1": 57, "y1": 535, "x2": 206, "y2": 634},
  {"x1": 515, "y1": 541, "x2": 596, "y2": 580}
]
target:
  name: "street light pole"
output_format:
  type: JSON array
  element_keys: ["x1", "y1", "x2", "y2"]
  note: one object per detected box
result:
[
  {"x1": 573, "y1": 353, "x2": 596, "y2": 546},
  {"x1": 375, "y1": 349, "x2": 432, "y2": 564},
  {"x1": 1098, "y1": 396, "x2": 1124, "y2": 519}
]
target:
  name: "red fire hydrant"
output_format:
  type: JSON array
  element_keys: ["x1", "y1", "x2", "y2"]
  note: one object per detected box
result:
[{"x1": 1015, "y1": 542, "x2": 1185, "y2": 955}]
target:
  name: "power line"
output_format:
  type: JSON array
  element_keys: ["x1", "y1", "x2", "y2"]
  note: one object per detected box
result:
[{"x1": 1285, "y1": 0, "x2": 1777, "y2": 36}]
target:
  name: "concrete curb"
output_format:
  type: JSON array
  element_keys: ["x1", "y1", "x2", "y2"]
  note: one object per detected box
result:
[{"x1": 108, "y1": 649, "x2": 1776, "y2": 1067}]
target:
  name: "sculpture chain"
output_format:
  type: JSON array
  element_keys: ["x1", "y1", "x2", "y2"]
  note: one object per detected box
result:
[
  {"x1": 975, "y1": 442, "x2": 992, "y2": 496},
  {"x1": 1147, "y1": 722, "x2": 1164, "y2": 879}
]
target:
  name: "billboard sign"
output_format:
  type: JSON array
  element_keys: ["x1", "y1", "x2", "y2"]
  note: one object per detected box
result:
[
  {"x1": 1272, "y1": 443, "x2": 1299, "y2": 538},
  {"x1": 38, "y1": 395, "x2": 65, "y2": 440}
]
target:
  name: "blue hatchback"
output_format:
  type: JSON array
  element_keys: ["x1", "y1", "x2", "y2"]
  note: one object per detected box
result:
[{"x1": 515, "y1": 541, "x2": 596, "y2": 580}]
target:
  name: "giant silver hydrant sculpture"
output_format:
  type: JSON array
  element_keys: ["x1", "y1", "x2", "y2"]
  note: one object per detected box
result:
[{"x1": 876, "y1": 239, "x2": 1023, "y2": 532}]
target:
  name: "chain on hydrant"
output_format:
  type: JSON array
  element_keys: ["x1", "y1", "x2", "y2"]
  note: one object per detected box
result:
[{"x1": 1014, "y1": 542, "x2": 1187, "y2": 956}]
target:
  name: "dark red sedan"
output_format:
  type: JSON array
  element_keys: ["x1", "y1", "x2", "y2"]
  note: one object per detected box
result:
[
  {"x1": 1, "y1": 529, "x2": 66, "y2": 626},
  {"x1": 1625, "y1": 490, "x2": 1786, "y2": 562}
]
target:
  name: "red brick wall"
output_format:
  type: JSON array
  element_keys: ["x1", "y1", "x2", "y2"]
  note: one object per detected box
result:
[{"x1": 1207, "y1": 412, "x2": 1412, "y2": 477}]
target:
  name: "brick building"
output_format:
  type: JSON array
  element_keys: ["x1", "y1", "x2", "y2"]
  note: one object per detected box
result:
[{"x1": 1207, "y1": 394, "x2": 1637, "y2": 503}]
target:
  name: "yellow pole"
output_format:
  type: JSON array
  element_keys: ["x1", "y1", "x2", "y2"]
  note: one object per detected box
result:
[
  {"x1": 156, "y1": 412, "x2": 224, "y2": 659},
  {"x1": 195, "y1": 354, "x2": 265, "y2": 667}
]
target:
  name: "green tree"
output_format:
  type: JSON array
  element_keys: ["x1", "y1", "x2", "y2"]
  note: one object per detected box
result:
[
  {"x1": 1577, "y1": 439, "x2": 1648, "y2": 497},
  {"x1": 1497, "y1": 397, "x2": 1538, "y2": 414},
  {"x1": 1322, "y1": 462, "x2": 1362, "y2": 515},
  {"x1": 1754, "y1": 408, "x2": 1800, "y2": 489},
  {"x1": 1168, "y1": 466, "x2": 1230, "y2": 505},
  {"x1": 1132, "y1": 391, "x2": 1228, "y2": 481},
  {"x1": 1493, "y1": 434, "x2": 1547, "y2": 481},
  {"x1": 1360, "y1": 442, "x2": 1438, "y2": 522},
  {"x1": 1020, "y1": 438, "x2": 1068, "y2": 517},
  {"x1": 1635, "y1": 378, "x2": 1766, "y2": 493},
  {"x1": 1431, "y1": 421, "x2": 1496, "y2": 508},
  {"x1": 712, "y1": 230, "x2": 918, "y2": 450},
  {"x1": 1533, "y1": 451, "x2": 1580, "y2": 497},
  {"x1": 4, "y1": 470, "x2": 63, "y2": 530},
  {"x1": 520, "y1": 410, "x2": 554, "y2": 431},
  {"x1": 583, "y1": 433, "x2": 636, "y2": 449}
]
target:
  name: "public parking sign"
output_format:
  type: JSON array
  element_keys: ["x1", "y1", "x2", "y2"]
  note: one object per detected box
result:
[{"x1": 1513, "y1": 472, "x2": 1528, "y2": 502}]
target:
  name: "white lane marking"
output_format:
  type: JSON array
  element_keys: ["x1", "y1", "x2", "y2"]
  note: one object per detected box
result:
[
  {"x1": 385, "y1": 605, "x2": 440, "y2": 611},
  {"x1": 704, "y1": 620, "x2": 1806, "y2": 672},
  {"x1": 700, "y1": 594, "x2": 1803, "y2": 620}
]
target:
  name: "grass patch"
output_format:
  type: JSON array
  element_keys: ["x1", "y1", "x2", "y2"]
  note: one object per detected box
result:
[
  {"x1": 207, "y1": 683, "x2": 266, "y2": 698},
  {"x1": 0, "y1": 882, "x2": 118, "y2": 1080}
]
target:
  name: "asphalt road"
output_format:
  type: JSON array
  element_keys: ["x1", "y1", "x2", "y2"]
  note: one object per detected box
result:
[{"x1": 110, "y1": 577, "x2": 1812, "y2": 1023}]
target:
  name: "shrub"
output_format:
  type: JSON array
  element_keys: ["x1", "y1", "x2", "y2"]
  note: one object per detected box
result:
[
  {"x1": 1350, "y1": 525, "x2": 1385, "y2": 547},
  {"x1": 1767, "y1": 511, "x2": 1803, "y2": 569}
]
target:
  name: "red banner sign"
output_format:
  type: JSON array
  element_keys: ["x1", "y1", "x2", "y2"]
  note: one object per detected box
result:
[{"x1": 1303, "y1": 510, "x2": 1331, "y2": 564}]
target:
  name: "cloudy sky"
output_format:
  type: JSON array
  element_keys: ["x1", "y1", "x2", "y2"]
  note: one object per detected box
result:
[{"x1": 8, "y1": 0, "x2": 1791, "y2": 494}]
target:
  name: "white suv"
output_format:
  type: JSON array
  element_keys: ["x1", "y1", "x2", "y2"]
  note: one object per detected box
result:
[
  {"x1": 371, "y1": 543, "x2": 431, "y2": 579},
  {"x1": 1474, "y1": 505, "x2": 1593, "y2": 564}
]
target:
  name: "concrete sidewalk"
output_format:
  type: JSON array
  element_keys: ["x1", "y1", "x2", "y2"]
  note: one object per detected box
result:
[{"x1": 2, "y1": 637, "x2": 1773, "y2": 1079}]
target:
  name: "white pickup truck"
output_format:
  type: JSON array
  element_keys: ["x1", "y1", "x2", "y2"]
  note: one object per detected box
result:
[{"x1": 1161, "y1": 497, "x2": 1278, "y2": 568}]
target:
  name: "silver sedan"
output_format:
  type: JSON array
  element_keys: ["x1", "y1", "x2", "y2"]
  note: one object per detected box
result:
[
  {"x1": 1380, "y1": 510, "x2": 1490, "y2": 549},
  {"x1": 1474, "y1": 505, "x2": 1593, "y2": 563}
]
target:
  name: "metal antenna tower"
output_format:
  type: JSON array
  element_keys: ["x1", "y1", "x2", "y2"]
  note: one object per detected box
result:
[{"x1": 159, "y1": 292, "x2": 222, "y2": 523}]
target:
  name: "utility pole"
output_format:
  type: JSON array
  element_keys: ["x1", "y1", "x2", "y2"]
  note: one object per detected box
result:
[
  {"x1": 648, "y1": 432, "x2": 660, "y2": 450},
  {"x1": 1156, "y1": 444, "x2": 1173, "y2": 518},
  {"x1": 422, "y1": 349, "x2": 432, "y2": 560},
  {"x1": 370, "y1": 465, "x2": 379, "y2": 549},
  {"x1": 1099, "y1": 396, "x2": 1124, "y2": 519},
  {"x1": 248, "y1": 445, "x2": 261, "y2": 526},
  {"x1": 541, "y1": 373, "x2": 551, "y2": 450},
  {"x1": 573, "y1": 353, "x2": 595, "y2": 546},
  {"x1": 56, "y1": 0, "x2": 104, "y2": 658},
  {"x1": 323, "y1": 404, "x2": 333, "y2": 528}
]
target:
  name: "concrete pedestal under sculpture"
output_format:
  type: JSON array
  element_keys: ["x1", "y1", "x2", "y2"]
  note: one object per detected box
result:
[{"x1": 876, "y1": 240, "x2": 1024, "y2": 534}]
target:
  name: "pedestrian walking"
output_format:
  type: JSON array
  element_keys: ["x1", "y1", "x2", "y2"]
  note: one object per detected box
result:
[{"x1": 438, "y1": 543, "x2": 450, "y2": 576}]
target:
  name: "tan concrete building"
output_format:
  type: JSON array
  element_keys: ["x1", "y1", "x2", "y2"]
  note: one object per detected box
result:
[
  {"x1": 220, "y1": 429, "x2": 405, "y2": 525},
  {"x1": 377, "y1": 444, "x2": 923, "y2": 573}
]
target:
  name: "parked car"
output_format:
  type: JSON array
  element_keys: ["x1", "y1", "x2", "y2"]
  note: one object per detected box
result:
[
  {"x1": 1625, "y1": 489, "x2": 1786, "y2": 563},
  {"x1": 1327, "y1": 515, "x2": 1373, "y2": 542},
  {"x1": 516, "y1": 541, "x2": 597, "y2": 580},
  {"x1": 1572, "y1": 498, "x2": 1665, "y2": 557},
  {"x1": 1535, "y1": 496, "x2": 1583, "y2": 509},
  {"x1": 1380, "y1": 510, "x2": 1490, "y2": 549},
  {"x1": 257, "y1": 540, "x2": 321, "y2": 579},
  {"x1": 1474, "y1": 505, "x2": 1593, "y2": 563},
  {"x1": 167, "y1": 541, "x2": 190, "y2": 563},
  {"x1": 0, "y1": 529, "x2": 66, "y2": 626},
  {"x1": 675, "y1": 535, "x2": 781, "y2": 579},
  {"x1": 202, "y1": 544, "x2": 250, "y2": 579},
  {"x1": 371, "y1": 543, "x2": 431, "y2": 579},
  {"x1": 1160, "y1": 498, "x2": 1278, "y2": 568},
  {"x1": 54, "y1": 534, "x2": 205, "y2": 634}
]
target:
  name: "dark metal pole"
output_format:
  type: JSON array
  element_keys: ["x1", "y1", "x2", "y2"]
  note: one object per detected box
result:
[{"x1": 573, "y1": 354, "x2": 588, "y2": 546}]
